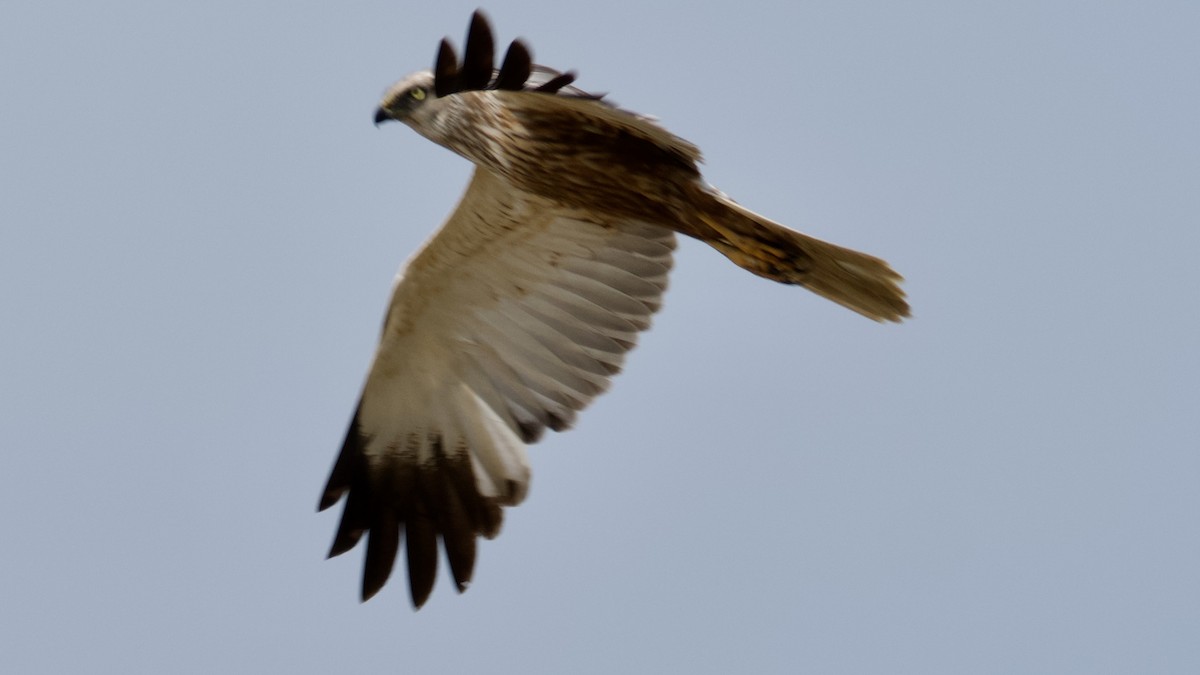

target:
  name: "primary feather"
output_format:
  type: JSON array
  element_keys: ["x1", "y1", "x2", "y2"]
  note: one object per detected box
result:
[{"x1": 321, "y1": 9, "x2": 908, "y2": 609}]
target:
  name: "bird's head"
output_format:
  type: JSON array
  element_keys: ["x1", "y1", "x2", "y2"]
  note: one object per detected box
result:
[{"x1": 374, "y1": 70, "x2": 438, "y2": 126}]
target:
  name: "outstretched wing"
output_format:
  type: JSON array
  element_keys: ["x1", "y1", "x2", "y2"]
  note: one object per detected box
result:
[{"x1": 318, "y1": 168, "x2": 675, "y2": 607}]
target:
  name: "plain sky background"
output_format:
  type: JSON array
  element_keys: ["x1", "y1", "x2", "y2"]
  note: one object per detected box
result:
[{"x1": 3, "y1": 1, "x2": 1198, "y2": 673}]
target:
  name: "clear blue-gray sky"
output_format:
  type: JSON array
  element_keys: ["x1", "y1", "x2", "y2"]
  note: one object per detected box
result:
[{"x1": 3, "y1": 1, "x2": 1198, "y2": 673}]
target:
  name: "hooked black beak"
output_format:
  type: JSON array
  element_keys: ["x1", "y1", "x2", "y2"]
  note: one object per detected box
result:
[{"x1": 373, "y1": 107, "x2": 392, "y2": 126}]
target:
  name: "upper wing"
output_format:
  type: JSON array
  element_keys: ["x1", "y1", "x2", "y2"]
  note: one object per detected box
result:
[{"x1": 318, "y1": 168, "x2": 676, "y2": 607}]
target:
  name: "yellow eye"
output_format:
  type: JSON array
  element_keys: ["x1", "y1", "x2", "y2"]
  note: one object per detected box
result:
[{"x1": 410, "y1": 88, "x2": 427, "y2": 101}]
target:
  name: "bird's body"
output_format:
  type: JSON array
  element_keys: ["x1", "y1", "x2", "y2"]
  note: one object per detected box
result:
[{"x1": 320, "y1": 11, "x2": 909, "y2": 608}]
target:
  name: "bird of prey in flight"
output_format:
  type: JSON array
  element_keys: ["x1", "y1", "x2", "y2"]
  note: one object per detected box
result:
[{"x1": 319, "y1": 10, "x2": 909, "y2": 609}]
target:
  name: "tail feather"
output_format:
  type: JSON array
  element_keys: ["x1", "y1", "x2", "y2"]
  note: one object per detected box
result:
[{"x1": 695, "y1": 195, "x2": 910, "y2": 322}]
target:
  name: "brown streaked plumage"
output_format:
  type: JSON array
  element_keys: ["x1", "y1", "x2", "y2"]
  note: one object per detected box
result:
[{"x1": 321, "y1": 9, "x2": 909, "y2": 609}]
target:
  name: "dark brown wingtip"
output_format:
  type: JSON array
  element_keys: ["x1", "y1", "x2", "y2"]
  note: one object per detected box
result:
[
  {"x1": 438, "y1": 472, "x2": 480, "y2": 592},
  {"x1": 459, "y1": 9, "x2": 495, "y2": 91},
  {"x1": 327, "y1": 469, "x2": 371, "y2": 559},
  {"x1": 494, "y1": 39, "x2": 532, "y2": 91},
  {"x1": 426, "y1": 12, "x2": 601, "y2": 102},
  {"x1": 317, "y1": 488, "x2": 341, "y2": 513},
  {"x1": 433, "y1": 38, "x2": 460, "y2": 98},
  {"x1": 406, "y1": 516, "x2": 438, "y2": 608},
  {"x1": 327, "y1": 534, "x2": 359, "y2": 560},
  {"x1": 319, "y1": 411, "x2": 363, "y2": 512},
  {"x1": 533, "y1": 71, "x2": 577, "y2": 94},
  {"x1": 361, "y1": 514, "x2": 400, "y2": 602}
]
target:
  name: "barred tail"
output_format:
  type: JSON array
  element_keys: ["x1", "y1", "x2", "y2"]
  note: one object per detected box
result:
[{"x1": 692, "y1": 191, "x2": 910, "y2": 322}]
